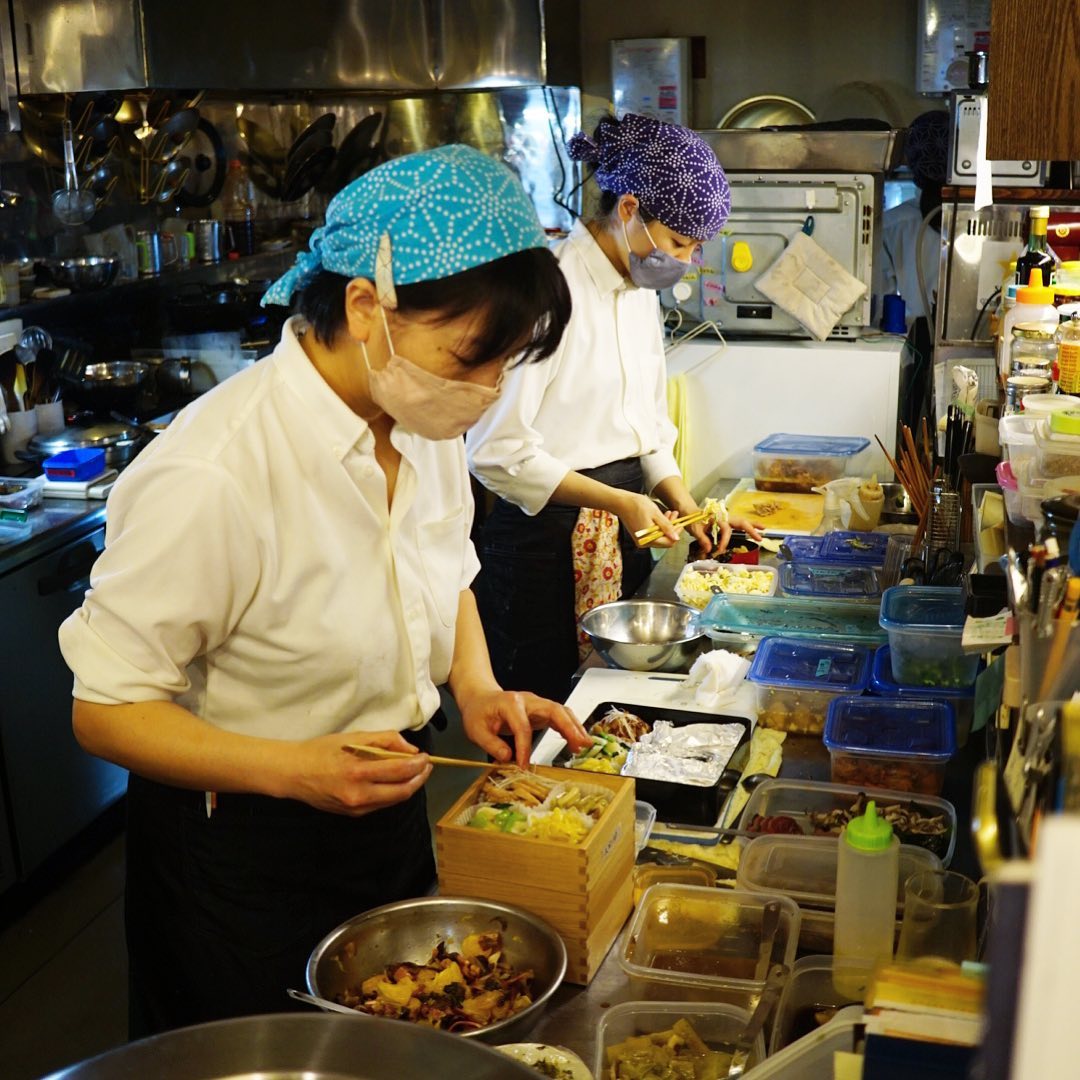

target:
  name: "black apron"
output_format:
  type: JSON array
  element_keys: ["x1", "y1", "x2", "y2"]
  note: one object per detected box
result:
[
  {"x1": 124, "y1": 727, "x2": 436, "y2": 1037},
  {"x1": 473, "y1": 458, "x2": 654, "y2": 704}
]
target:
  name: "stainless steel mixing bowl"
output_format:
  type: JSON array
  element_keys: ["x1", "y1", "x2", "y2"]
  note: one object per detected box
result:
[
  {"x1": 579, "y1": 598, "x2": 705, "y2": 672},
  {"x1": 48, "y1": 255, "x2": 120, "y2": 291},
  {"x1": 305, "y1": 896, "x2": 566, "y2": 1044}
]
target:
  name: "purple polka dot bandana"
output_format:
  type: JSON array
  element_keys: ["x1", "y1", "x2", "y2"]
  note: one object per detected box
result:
[
  {"x1": 905, "y1": 110, "x2": 950, "y2": 188},
  {"x1": 567, "y1": 113, "x2": 730, "y2": 241}
]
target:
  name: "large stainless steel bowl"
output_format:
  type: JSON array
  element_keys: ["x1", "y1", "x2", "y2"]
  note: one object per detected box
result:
[
  {"x1": 305, "y1": 896, "x2": 566, "y2": 1044},
  {"x1": 49, "y1": 255, "x2": 121, "y2": 291},
  {"x1": 44, "y1": 1013, "x2": 541, "y2": 1079},
  {"x1": 579, "y1": 598, "x2": 705, "y2": 672}
]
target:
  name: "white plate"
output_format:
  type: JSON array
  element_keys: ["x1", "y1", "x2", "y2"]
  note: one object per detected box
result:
[{"x1": 495, "y1": 1042, "x2": 593, "y2": 1079}]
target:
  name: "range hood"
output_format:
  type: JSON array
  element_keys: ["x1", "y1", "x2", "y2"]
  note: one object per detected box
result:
[{"x1": 10, "y1": 0, "x2": 579, "y2": 95}]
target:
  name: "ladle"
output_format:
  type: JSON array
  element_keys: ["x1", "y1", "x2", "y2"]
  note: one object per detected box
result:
[
  {"x1": 286, "y1": 989, "x2": 365, "y2": 1017},
  {"x1": 52, "y1": 121, "x2": 96, "y2": 226}
]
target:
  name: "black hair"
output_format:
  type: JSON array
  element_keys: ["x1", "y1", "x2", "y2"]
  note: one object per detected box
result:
[
  {"x1": 295, "y1": 247, "x2": 571, "y2": 365},
  {"x1": 597, "y1": 190, "x2": 656, "y2": 223}
]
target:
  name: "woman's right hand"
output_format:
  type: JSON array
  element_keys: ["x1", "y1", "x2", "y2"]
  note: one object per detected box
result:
[
  {"x1": 617, "y1": 491, "x2": 681, "y2": 548},
  {"x1": 286, "y1": 729, "x2": 432, "y2": 816}
]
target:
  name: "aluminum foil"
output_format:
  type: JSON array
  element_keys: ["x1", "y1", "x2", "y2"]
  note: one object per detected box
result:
[{"x1": 624, "y1": 720, "x2": 745, "y2": 787}]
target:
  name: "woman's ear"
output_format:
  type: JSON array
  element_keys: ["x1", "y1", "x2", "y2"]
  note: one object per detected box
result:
[
  {"x1": 343, "y1": 277, "x2": 379, "y2": 343},
  {"x1": 617, "y1": 193, "x2": 640, "y2": 224}
]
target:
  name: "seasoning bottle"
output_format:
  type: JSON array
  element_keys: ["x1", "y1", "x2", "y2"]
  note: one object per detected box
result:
[
  {"x1": 1058, "y1": 313, "x2": 1080, "y2": 396},
  {"x1": 1000, "y1": 272, "x2": 1058, "y2": 380},
  {"x1": 222, "y1": 159, "x2": 256, "y2": 257},
  {"x1": 1015, "y1": 205, "x2": 1057, "y2": 290},
  {"x1": 833, "y1": 800, "x2": 899, "y2": 996}
]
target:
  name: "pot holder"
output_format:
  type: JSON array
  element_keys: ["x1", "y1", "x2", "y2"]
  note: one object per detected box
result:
[{"x1": 754, "y1": 231, "x2": 867, "y2": 341}]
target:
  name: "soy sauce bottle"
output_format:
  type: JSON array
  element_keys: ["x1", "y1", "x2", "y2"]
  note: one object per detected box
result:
[{"x1": 1016, "y1": 206, "x2": 1057, "y2": 290}]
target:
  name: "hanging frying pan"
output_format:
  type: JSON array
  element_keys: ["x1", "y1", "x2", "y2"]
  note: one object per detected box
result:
[
  {"x1": 318, "y1": 111, "x2": 382, "y2": 195},
  {"x1": 282, "y1": 143, "x2": 335, "y2": 202},
  {"x1": 175, "y1": 118, "x2": 227, "y2": 209},
  {"x1": 243, "y1": 152, "x2": 283, "y2": 200},
  {"x1": 286, "y1": 112, "x2": 336, "y2": 166}
]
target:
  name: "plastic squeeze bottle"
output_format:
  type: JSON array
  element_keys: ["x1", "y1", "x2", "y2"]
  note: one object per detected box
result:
[
  {"x1": 833, "y1": 800, "x2": 899, "y2": 996},
  {"x1": 1000, "y1": 271, "x2": 1057, "y2": 379}
]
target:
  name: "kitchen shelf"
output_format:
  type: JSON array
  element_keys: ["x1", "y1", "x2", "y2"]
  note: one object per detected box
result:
[{"x1": 942, "y1": 187, "x2": 1080, "y2": 205}]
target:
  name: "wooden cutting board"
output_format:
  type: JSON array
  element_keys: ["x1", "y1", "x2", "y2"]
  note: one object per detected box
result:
[{"x1": 726, "y1": 489, "x2": 824, "y2": 534}]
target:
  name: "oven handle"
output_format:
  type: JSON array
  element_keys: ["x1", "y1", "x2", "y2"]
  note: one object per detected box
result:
[{"x1": 36, "y1": 539, "x2": 100, "y2": 596}]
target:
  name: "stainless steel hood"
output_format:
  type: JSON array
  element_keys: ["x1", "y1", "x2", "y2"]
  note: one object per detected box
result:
[{"x1": 10, "y1": 0, "x2": 574, "y2": 95}]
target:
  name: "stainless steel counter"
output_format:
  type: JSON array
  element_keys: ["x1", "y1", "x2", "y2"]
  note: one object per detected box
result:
[{"x1": 0, "y1": 497, "x2": 106, "y2": 576}]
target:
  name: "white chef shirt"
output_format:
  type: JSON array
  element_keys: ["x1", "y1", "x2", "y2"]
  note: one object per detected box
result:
[
  {"x1": 875, "y1": 197, "x2": 941, "y2": 325},
  {"x1": 59, "y1": 317, "x2": 480, "y2": 740},
  {"x1": 466, "y1": 219, "x2": 680, "y2": 515}
]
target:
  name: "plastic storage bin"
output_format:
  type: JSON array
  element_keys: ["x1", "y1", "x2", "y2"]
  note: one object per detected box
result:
[
  {"x1": 878, "y1": 585, "x2": 979, "y2": 688},
  {"x1": 746, "y1": 637, "x2": 872, "y2": 736},
  {"x1": 1035, "y1": 420, "x2": 1080, "y2": 478},
  {"x1": 779, "y1": 561, "x2": 881, "y2": 600},
  {"x1": 769, "y1": 956, "x2": 871, "y2": 1055},
  {"x1": 674, "y1": 561, "x2": 778, "y2": 609},
  {"x1": 595, "y1": 1000, "x2": 766, "y2": 1079},
  {"x1": 0, "y1": 475, "x2": 44, "y2": 511},
  {"x1": 823, "y1": 695, "x2": 957, "y2": 795},
  {"x1": 999, "y1": 412, "x2": 1038, "y2": 472},
  {"x1": 632, "y1": 863, "x2": 716, "y2": 906},
  {"x1": 820, "y1": 530, "x2": 891, "y2": 565},
  {"x1": 42, "y1": 447, "x2": 106, "y2": 481},
  {"x1": 870, "y1": 644, "x2": 977, "y2": 748},
  {"x1": 742, "y1": 777, "x2": 957, "y2": 865},
  {"x1": 634, "y1": 800, "x2": 657, "y2": 854},
  {"x1": 619, "y1": 884, "x2": 800, "y2": 1005},
  {"x1": 753, "y1": 434, "x2": 871, "y2": 493},
  {"x1": 700, "y1": 593, "x2": 888, "y2": 648},
  {"x1": 742, "y1": 1015, "x2": 862, "y2": 1079}
]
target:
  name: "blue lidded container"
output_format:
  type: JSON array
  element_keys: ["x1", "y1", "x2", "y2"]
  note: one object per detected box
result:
[
  {"x1": 753, "y1": 434, "x2": 871, "y2": 493},
  {"x1": 42, "y1": 448, "x2": 106, "y2": 482},
  {"x1": 777, "y1": 536, "x2": 825, "y2": 561},
  {"x1": 779, "y1": 561, "x2": 882, "y2": 600},
  {"x1": 820, "y1": 531, "x2": 890, "y2": 566},
  {"x1": 869, "y1": 645, "x2": 978, "y2": 747},
  {"x1": 878, "y1": 585, "x2": 978, "y2": 689},
  {"x1": 746, "y1": 638, "x2": 873, "y2": 735},
  {"x1": 824, "y1": 695, "x2": 956, "y2": 795}
]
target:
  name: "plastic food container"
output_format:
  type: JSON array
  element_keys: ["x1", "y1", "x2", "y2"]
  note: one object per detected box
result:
[
  {"x1": 700, "y1": 593, "x2": 888, "y2": 648},
  {"x1": 869, "y1": 645, "x2": 977, "y2": 749},
  {"x1": 594, "y1": 1000, "x2": 766, "y2": 1079},
  {"x1": 769, "y1": 956, "x2": 871, "y2": 1055},
  {"x1": 999, "y1": 412, "x2": 1038, "y2": 472},
  {"x1": 674, "y1": 561, "x2": 778, "y2": 609},
  {"x1": 753, "y1": 434, "x2": 871, "y2": 493},
  {"x1": 0, "y1": 518, "x2": 32, "y2": 545},
  {"x1": 742, "y1": 777, "x2": 957, "y2": 865},
  {"x1": 735, "y1": 833, "x2": 942, "y2": 911},
  {"x1": 776, "y1": 535, "x2": 825, "y2": 561},
  {"x1": 820, "y1": 530, "x2": 891, "y2": 565},
  {"x1": 995, "y1": 460, "x2": 1025, "y2": 525},
  {"x1": 1035, "y1": 420, "x2": 1080, "y2": 478},
  {"x1": 779, "y1": 561, "x2": 881, "y2": 600},
  {"x1": 619, "y1": 884, "x2": 801, "y2": 1005},
  {"x1": 634, "y1": 800, "x2": 657, "y2": 854},
  {"x1": 823, "y1": 695, "x2": 957, "y2": 795},
  {"x1": 746, "y1": 1015, "x2": 862, "y2": 1079},
  {"x1": 1019, "y1": 392, "x2": 1080, "y2": 418},
  {"x1": 878, "y1": 585, "x2": 979, "y2": 688},
  {"x1": 746, "y1": 638, "x2": 872, "y2": 736},
  {"x1": 632, "y1": 863, "x2": 716, "y2": 907},
  {"x1": 0, "y1": 475, "x2": 45, "y2": 511},
  {"x1": 42, "y1": 447, "x2": 106, "y2": 481}
]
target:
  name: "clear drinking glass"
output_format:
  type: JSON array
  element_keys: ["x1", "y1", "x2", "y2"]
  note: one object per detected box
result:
[{"x1": 896, "y1": 869, "x2": 979, "y2": 966}]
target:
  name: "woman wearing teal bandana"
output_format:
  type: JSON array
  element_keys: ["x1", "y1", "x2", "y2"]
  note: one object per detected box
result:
[{"x1": 59, "y1": 145, "x2": 587, "y2": 1035}]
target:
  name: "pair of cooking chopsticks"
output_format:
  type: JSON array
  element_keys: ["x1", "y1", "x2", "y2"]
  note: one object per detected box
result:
[
  {"x1": 634, "y1": 508, "x2": 709, "y2": 547},
  {"x1": 343, "y1": 743, "x2": 495, "y2": 769}
]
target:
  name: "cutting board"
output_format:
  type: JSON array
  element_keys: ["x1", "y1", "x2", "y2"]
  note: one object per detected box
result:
[{"x1": 726, "y1": 489, "x2": 824, "y2": 534}]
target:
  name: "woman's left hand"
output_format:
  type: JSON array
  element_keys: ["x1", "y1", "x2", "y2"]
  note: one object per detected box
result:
[{"x1": 460, "y1": 690, "x2": 590, "y2": 769}]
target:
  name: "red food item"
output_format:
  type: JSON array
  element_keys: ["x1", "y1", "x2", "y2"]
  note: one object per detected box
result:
[{"x1": 747, "y1": 814, "x2": 803, "y2": 834}]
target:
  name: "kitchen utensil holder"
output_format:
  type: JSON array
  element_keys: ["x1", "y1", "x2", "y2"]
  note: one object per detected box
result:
[{"x1": 923, "y1": 482, "x2": 961, "y2": 566}]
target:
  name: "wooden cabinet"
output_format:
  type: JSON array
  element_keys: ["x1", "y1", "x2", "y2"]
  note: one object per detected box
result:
[{"x1": 987, "y1": 0, "x2": 1080, "y2": 161}]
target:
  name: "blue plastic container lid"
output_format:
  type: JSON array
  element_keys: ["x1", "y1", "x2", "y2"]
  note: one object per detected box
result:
[
  {"x1": 754, "y1": 433, "x2": 871, "y2": 457},
  {"x1": 870, "y1": 646, "x2": 977, "y2": 698},
  {"x1": 747, "y1": 637, "x2": 872, "y2": 693},
  {"x1": 779, "y1": 561, "x2": 882, "y2": 598},
  {"x1": 821, "y1": 531, "x2": 890, "y2": 565},
  {"x1": 43, "y1": 447, "x2": 107, "y2": 481},
  {"x1": 879, "y1": 585, "x2": 966, "y2": 632},
  {"x1": 699, "y1": 593, "x2": 888, "y2": 646},
  {"x1": 778, "y1": 536, "x2": 825, "y2": 561},
  {"x1": 824, "y1": 695, "x2": 957, "y2": 759}
]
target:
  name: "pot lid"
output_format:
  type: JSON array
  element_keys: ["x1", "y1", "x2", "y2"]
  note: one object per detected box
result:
[{"x1": 28, "y1": 420, "x2": 142, "y2": 456}]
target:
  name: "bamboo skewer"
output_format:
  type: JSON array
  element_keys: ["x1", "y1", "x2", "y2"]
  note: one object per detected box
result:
[{"x1": 343, "y1": 744, "x2": 495, "y2": 769}]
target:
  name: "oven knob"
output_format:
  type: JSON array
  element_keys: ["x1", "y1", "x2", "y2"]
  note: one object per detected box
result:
[{"x1": 731, "y1": 241, "x2": 753, "y2": 273}]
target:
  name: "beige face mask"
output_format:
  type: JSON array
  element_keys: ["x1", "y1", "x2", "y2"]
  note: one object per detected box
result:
[{"x1": 361, "y1": 307, "x2": 501, "y2": 440}]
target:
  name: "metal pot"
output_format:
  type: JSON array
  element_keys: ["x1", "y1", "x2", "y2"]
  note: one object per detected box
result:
[
  {"x1": 24, "y1": 420, "x2": 145, "y2": 467},
  {"x1": 43, "y1": 1013, "x2": 541, "y2": 1080}
]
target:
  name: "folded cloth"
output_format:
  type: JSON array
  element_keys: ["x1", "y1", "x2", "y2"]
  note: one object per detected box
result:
[
  {"x1": 754, "y1": 231, "x2": 867, "y2": 341},
  {"x1": 682, "y1": 649, "x2": 750, "y2": 707},
  {"x1": 573, "y1": 507, "x2": 622, "y2": 661}
]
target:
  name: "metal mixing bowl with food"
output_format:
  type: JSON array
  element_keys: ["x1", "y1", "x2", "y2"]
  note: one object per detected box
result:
[
  {"x1": 48, "y1": 255, "x2": 121, "y2": 291},
  {"x1": 305, "y1": 896, "x2": 566, "y2": 1044},
  {"x1": 579, "y1": 599, "x2": 705, "y2": 672}
]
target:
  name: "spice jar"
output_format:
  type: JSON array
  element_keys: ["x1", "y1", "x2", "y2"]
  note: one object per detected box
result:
[
  {"x1": 1009, "y1": 321, "x2": 1058, "y2": 380},
  {"x1": 1005, "y1": 373, "x2": 1054, "y2": 414}
]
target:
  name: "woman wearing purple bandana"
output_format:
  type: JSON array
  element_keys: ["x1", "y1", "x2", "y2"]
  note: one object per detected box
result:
[{"x1": 468, "y1": 113, "x2": 762, "y2": 703}]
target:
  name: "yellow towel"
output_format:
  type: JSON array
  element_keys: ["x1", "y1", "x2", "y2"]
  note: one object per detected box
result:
[{"x1": 666, "y1": 373, "x2": 691, "y2": 488}]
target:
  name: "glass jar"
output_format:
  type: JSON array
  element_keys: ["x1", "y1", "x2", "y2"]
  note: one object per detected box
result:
[
  {"x1": 1006, "y1": 373, "x2": 1054, "y2": 414},
  {"x1": 1009, "y1": 321, "x2": 1058, "y2": 380}
]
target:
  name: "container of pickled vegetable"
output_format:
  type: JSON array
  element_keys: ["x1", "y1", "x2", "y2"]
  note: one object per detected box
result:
[
  {"x1": 753, "y1": 434, "x2": 871, "y2": 493},
  {"x1": 746, "y1": 637, "x2": 872, "y2": 736},
  {"x1": 823, "y1": 696, "x2": 956, "y2": 795},
  {"x1": 595, "y1": 1001, "x2": 766, "y2": 1079},
  {"x1": 878, "y1": 585, "x2": 980, "y2": 688}
]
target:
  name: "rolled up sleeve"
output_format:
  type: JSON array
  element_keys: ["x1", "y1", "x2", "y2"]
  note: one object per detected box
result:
[{"x1": 59, "y1": 456, "x2": 261, "y2": 705}]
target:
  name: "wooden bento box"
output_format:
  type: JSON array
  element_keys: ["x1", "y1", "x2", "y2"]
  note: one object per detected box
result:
[{"x1": 435, "y1": 765, "x2": 636, "y2": 986}]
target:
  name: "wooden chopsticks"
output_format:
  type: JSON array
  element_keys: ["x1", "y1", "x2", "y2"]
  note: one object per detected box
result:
[
  {"x1": 634, "y1": 508, "x2": 710, "y2": 547},
  {"x1": 876, "y1": 423, "x2": 935, "y2": 549},
  {"x1": 343, "y1": 744, "x2": 494, "y2": 769}
]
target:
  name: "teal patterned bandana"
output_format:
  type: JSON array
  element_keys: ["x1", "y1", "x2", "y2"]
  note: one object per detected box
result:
[{"x1": 263, "y1": 143, "x2": 548, "y2": 308}]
